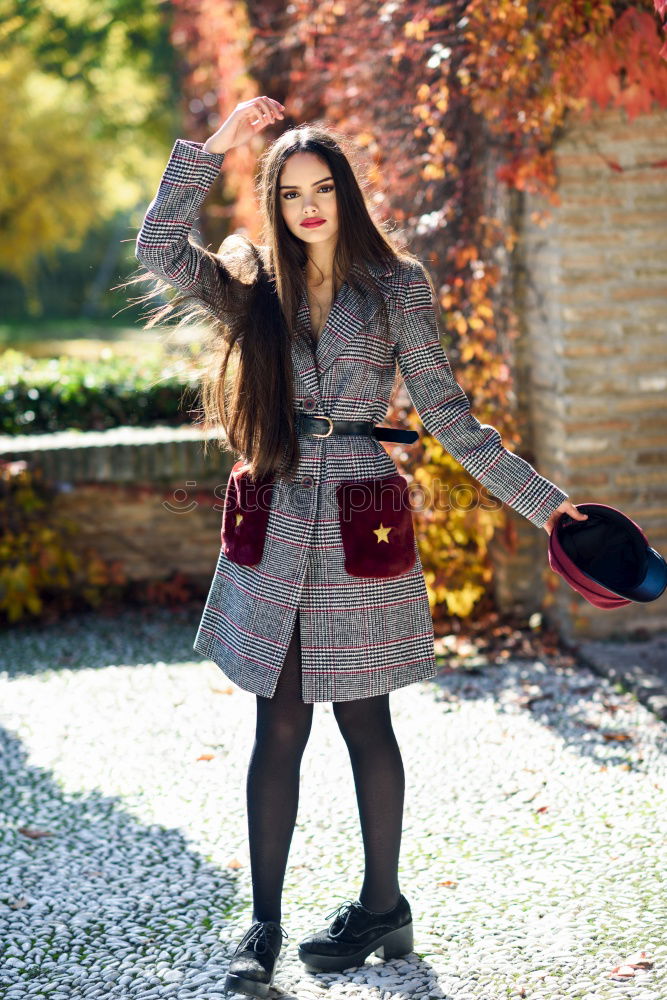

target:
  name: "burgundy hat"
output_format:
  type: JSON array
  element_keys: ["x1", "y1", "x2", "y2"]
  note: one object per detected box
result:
[{"x1": 548, "y1": 502, "x2": 667, "y2": 609}]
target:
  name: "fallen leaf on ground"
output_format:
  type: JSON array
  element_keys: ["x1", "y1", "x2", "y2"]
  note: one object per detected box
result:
[
  {"x1": 608, "y1": 950, "x2": 653, "y2": 979},
  {"x1": 18, "y1": 826, "x2": 55, "y2": 839}
]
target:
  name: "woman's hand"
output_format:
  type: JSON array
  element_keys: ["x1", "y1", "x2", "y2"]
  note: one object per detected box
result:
[
  {"x1": 203, "y1": 96, "x2": 285, "y2": 155},
  {"x1": 543, "y1": 499, "x2": 588, "y2": 536}
]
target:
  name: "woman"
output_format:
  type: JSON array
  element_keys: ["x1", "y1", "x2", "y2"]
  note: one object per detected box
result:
[{"x1": 132, "y1": 96, "x2": 587, "y2": 998}]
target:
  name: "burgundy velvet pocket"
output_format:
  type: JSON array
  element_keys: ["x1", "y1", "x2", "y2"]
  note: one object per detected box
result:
[
  {"x1": 336, "y1": 473, "x2": 416, "y2": 578},
  {"x1": 221, "y1": 460, "x2": 275, "y2": 566}
]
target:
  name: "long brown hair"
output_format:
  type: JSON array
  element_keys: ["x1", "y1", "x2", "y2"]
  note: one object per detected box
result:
[{"x1": 120, "y1": 123, "x2": 422, "y2": 482}]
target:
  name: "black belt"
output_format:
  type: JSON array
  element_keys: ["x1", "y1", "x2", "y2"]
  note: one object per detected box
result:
[{"x1": 295, "y1": 412, "x2": 419, "y2": 444}]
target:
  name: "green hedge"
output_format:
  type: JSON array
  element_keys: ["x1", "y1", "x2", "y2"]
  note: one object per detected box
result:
[{"x1": 0, "y1": 349, "x2": 200, "y2": 435}]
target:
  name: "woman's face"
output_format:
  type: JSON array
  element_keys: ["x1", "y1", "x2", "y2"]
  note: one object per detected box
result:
[{"x1": 278, "y1": 151, "x2": 339, "y2": 251}]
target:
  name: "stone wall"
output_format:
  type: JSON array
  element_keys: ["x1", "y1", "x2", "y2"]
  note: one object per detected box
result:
[
  {"x1": 494, "y1": 106, "x2": 667, "y2": 640},
  {"x1": 1, "y1": 426, "x2": 234, "y2": 589}
]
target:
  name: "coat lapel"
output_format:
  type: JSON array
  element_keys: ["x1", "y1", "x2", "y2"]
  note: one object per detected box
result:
[
  {"x1": 296, "y1": 259, "x2": 395, "y2": 378},
  {"x1": 254, "y1": 244, "x2": 396, "y2": 399}
]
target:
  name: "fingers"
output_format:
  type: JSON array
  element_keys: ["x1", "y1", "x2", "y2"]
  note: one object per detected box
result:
[
  {"x1": 555, "y1": 499, "x2": 588, "y2": 521},
  {"x1": 544, "y1": 501, "x2": 588, "y2": 533},
  {"x1": 251, "y1": 96, "x2": 285, "y2": 129}
]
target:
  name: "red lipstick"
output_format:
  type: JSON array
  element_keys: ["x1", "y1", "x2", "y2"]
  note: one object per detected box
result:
[{"x1": 301, "y1": 219, "x2": 325, "y2": 228}]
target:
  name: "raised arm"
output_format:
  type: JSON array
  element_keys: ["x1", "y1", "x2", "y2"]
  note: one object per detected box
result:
[
  {"x1": 135, "y1": 139, "x2": 237, "y2": 320},
  {"x1": 394, "y1": 257, "x2": 570, "y2": 530},
  {"x1": 135, "y1": 97, "x2": 286, "y2": 322}
]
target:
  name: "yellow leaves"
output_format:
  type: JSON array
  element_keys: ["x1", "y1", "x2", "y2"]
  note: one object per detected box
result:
[
  {"x1": 422, "y1": 162, "x2": 445, "y2": 181},
  {"x1": 1, "y1": 5, "x2": 172, "y2": 287},
  {"x1": 439, "y1": 579, "x2": 486, "y2": 618},
  {"x1": 405, "y1": 18, "x2": 430, "y2": 42},
  {"x1": 0, "y1": 564, "x2": 43, "y2": 622},
  {"x1": 0, "y1": 464, "x2": 128, "y2": 624},
  {"x1": 456, "y1": 66, "x2": 471, "y2": 87},
  {"x1": 4, "y1": 563, "x2": 31, "y2": 592},
  {"x1": 414, "y1": 455, "x2": 500, "y2": 622},
  {"x1": 44, "y1": 0, "x2": 95, "y2": 21},
  {"x1": 413, "y1": 83, "x2": 450, "y2": 132},
  {"x1": 429, "y1": 132, "x2": 455, "y2": 160},
  {"x1": 520, "y1": 33, "x2": 538, "y2": 62},
  {"x1": 0, "y1": 15, "x2": 24, "y2": 42},
  {"x1": 453, "y1": 313, "x2": 468, "y2": 336}
]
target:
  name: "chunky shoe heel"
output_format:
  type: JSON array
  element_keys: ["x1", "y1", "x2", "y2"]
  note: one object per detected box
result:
[
  {"x1": 374, "y1": 920, "x2": 413, "y2": 960},
  {"x1": 298, "y1": 893, "x2": 413, "y2": 972}
]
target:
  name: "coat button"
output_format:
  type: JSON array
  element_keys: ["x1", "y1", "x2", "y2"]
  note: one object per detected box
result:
[
  {"x1": 301, "y1": 475, "x2": 315, "y2": 488},
  {"x1": 303, "y1": 397, "x2": 316, "y2": 411}
]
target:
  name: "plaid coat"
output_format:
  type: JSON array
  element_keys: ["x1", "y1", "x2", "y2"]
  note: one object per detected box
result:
[{"x1": 136, "y1": 139, "x2": 569, "y2": 703}]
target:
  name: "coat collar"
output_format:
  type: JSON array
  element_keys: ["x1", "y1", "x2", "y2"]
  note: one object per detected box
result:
[
  {"x1": 252, "y1": 244, "x2": 396, "y2": 380},
  {"x1": 296, "y1": 258, "x2": 395, "y2": 376}
]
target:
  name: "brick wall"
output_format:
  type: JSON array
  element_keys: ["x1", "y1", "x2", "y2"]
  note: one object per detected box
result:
[
  {"x1": 1, "y1": 426, "x2": 234, "y2": 589},
  {"x1": 495, "y1": 105, "x2": 667, "y2": 639}
]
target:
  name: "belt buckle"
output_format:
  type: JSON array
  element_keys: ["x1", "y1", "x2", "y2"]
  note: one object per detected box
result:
[{"x1": 311, "y1": 415, "x2": 333, "y2": 438}]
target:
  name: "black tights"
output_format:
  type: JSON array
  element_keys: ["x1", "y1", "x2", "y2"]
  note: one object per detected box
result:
[{"x1": 246, "y1": 610, "x2": 405, "y2": 924}]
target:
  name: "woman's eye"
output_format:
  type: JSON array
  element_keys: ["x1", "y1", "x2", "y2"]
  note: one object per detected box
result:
[{"x1": 283, "y1": 185, "x2": 334, "y2": 200}]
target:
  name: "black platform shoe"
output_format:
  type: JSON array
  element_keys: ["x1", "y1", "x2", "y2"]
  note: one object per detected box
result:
[
  {"x1": 224, "y1": 919, "x2": 289, "y2": 998},
  {"x1": 298, "y1": 894, "x2": 413, "y2": 973}
]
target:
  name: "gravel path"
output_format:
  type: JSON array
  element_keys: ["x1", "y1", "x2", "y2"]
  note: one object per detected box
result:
[{"x1": 1, "y1": 606, "x2": 666, "y2": 1000}]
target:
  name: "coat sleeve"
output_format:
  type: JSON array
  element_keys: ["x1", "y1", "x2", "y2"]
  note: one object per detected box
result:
[
  {"x1": 393, "y1": 258, "x2": 569, "y2": 530},
  {"x1": 135, "y1": 138, "x2": 250, "y2": 323}
]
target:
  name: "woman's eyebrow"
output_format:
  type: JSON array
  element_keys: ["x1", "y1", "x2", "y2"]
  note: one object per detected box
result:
[{"x1": 278, "y1": 175, "x2": 334, "y2": 190}]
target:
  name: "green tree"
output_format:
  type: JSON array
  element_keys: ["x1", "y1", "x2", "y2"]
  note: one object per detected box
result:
[{"x1": 0, "y1": 0, "x2": 180, "y2": 313}]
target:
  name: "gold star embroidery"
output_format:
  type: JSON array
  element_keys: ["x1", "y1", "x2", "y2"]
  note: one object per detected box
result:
[
  {"x1": 235, "y1": 513, "x2": 244, "y2": 527},
  {"x1": 373, "y1": 522, "x2": 393, "y2": 543}
]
